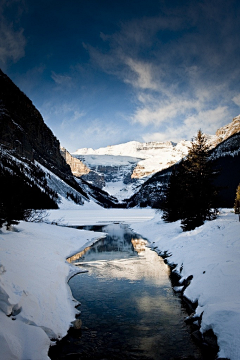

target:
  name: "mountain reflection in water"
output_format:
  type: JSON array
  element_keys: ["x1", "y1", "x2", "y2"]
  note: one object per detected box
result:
[{"x1": 67, "y1": 223, "x2": 147, "y2": 263}]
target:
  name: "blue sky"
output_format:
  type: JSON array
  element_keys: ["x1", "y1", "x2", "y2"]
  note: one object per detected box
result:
[{"x1": 1, "y1": 0, "x2": 240, "y2": 152}]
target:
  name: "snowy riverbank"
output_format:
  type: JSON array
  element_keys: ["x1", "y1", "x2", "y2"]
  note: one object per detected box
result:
[
  {"x1": 130, "y1": 209, "x2": 240, "y2": 360},
  {"x1": 0, "y1": 221, "x2": 104, "y2": 360},
  {"x1": 0, "y1": 206, "x2": 239, "y2": 359}
]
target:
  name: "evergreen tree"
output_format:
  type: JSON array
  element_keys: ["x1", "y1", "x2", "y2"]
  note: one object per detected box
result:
[
  {"x1": 162, "y1": 130, "x2": 218, "y2": 231},
  {"x1": 180, "y1": 130, "x2": 218, "y2": 231}
]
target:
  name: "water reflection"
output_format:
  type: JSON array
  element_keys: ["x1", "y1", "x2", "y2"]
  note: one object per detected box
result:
[
  {"x1": 68, "y1": 223, "x2": 145, "y2": 263},
  {"x1": 50, "y1": 224, "x2": 205, "y2": 360}
]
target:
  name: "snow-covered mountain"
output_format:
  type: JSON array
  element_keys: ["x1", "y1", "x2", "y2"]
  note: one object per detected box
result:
[
  {"x1": 71, "y1": 140, "x2": 192, "y2": 202},
  {"x1": 71, "y1": 115, "x2": 240, "y2": 204},
  {"x1": 73, "y1": 140, "x2": 191, "y2": 178},
  {"x1": 72, "y1": 154, "x2": 145, "y2": 202},
  {"x1": 0, "y1": 69, "x2": 119, "y2": 209},
  {"x1": 126, "y1": 130, "x2": 240, "y2": 209}
]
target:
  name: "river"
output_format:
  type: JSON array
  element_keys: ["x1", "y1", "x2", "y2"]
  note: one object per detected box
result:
[{"x1": 49, "y1": 223, "x2": 209, "y2": 360}]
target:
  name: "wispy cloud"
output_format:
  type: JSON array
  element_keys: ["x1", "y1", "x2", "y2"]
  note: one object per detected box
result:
[
  {"x1": 123, "y1": 58, "x2": 158, "y2": 90},
  {"x1": 0, "y1": 18, "x2": 26, "y2": 66},
  {"x1": 232, "y1": 94, "x2": 240, "y2": 107},
  {"x1": 51, "y1": 71, "x2": 73, "y2": 87},
  {"x1": 0, "y1": 0, "x2": 27, "y2": 67}
]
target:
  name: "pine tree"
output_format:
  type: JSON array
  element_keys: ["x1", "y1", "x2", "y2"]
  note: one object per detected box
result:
[
  {"x1": 180, "y1": 130, "x2": 218, "y2": 231},
  {"x1": 162, "y1": 130, "x2": 218, "y2": 231}
]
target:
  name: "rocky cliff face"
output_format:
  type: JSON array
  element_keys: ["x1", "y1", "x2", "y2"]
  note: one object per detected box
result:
[
  {"x1": 0, "y1": 69, "x2": 91, "y2": 205},
  {"x1": 60, "y1": 147, "x2": 90, "y2": 177},
  {"x1": 0, "y1": 69, "x2": 73, "y2": 181}
]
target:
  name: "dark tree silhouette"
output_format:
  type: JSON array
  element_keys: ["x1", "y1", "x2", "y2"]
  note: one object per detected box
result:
[
  {"x1": 162, "y1": 162, "x2": 185, "y2": 222},
  {"x1": 162, "y1": 130, "x2": 219, "y2": 231}
]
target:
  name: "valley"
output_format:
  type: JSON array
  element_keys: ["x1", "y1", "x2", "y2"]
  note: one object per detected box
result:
[{"x1": 1, "y1": 69, "x2": 240, "y2": 360}]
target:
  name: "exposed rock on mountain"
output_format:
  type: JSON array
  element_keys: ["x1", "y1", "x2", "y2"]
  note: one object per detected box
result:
[
  {"x1": 60, "y1": 147, "x2": 90, "y2": 176},
  {"x1": 215, "y1": 115, "x2": 240, "y2": 144},
  {"x1": 0, "y1": 145, "x2": 59, "y2": 221},
  {"x1": 72, "y1": 140, "x2": 191, "y2": 201},
  {"x1": 0, "y1": 69, "x2": 70, "y2": 180}
]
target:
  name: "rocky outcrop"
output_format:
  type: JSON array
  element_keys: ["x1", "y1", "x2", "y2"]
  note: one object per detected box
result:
[
  {"x1": 60, "y1": 147, "x2": 90, "y2": 177},
  {"x1": 215, "y1": 115, "x2": 240, "y2": 143},
  {"x1": 131, "y1": 164, "x2": 155, "y2": 178}
]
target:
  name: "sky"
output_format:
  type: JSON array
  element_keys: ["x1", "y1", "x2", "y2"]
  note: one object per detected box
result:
[{"x1": 1, "y1": 0, "x2": 240, "y2": 152}]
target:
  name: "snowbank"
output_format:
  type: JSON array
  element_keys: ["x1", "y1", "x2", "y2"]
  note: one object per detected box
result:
[
  {"x1": 130, "y1": 209, "x2": 240, "y2": 360},
  {"x1": 0, "y1": 221, "x2": 104, "y2": 360}
]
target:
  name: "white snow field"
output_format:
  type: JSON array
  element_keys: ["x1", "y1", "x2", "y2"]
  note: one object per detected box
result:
[{"x1": 0, "y1": 206, "x2": 240, "y2": 359}]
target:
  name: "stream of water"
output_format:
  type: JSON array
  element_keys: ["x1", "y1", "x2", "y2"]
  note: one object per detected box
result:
[{"x1": 49, "y1": 223, "x2": 207, "y2": 360}]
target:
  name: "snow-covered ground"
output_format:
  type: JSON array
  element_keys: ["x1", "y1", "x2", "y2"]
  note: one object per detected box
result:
[{"x1": 1, "y1": 205, "x2": 239, "y2": 359}]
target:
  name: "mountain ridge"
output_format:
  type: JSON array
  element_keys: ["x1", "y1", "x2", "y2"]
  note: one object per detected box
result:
[
  {"x1": 72, "y1": 116, "x2": 240, "y2": 183},
  {"x1": 126, "y1": 130, "x2": 240, "y2": 208},
  {"x1": 0, "y1": 69, "x2": 119, "y2": 209}
]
